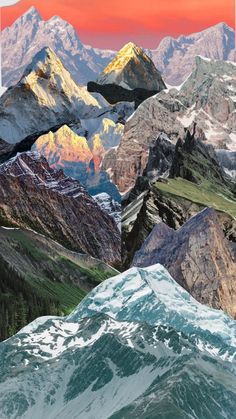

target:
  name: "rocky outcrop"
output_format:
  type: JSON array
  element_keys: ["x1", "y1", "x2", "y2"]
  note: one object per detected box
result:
[
  {"x1": 109, "y1": 56, "x2": 236, "y2": 193},
  {"x1": 133, "y1": 208, "x2": 236, "y2": 318},
  {"x1": 88, "y1": 81, "x2": 159, "y2": 109},
  {"x1": 169, "y1": 124, "x2": 230, "y2": 187},
  {"x1": 0, "y1": 47, "x2": 103, "y2": 143},
  {"x1": 123, "y1": 133, "x2": 175, "y2": 206},
  {"x1": 0, "y1": 152, "x2": 121, "y2": 267}
]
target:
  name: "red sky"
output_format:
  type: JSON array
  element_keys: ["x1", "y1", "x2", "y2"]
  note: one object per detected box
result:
[{"x1": 2, "y1": 0, "x2": 235, "y2": 49}]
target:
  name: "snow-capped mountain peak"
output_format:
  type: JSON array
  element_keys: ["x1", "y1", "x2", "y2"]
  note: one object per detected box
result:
[
  {"x1": 97, "y1": 41, "x2": 166, "y2": 91},
  {"x1": 15, "y1": 6, "x2": 42, "y2": 24},
  {"x1": 2, "y1": 7, "x2": 115, "y2": 87},
  {"x1": 0, "y1": 46, "x2": 104, "y2": 143}
]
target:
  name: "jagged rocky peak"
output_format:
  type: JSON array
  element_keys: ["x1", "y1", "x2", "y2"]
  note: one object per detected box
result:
[
  {"x1": 96, "y1": 41, "x2": 166, "y2": 91},
  {"x1": 133, "y1": 208, "x2": 236, "y2": 318},
  {"x1": 169, "y1": 125, "x2": 229, "y2": 185}
]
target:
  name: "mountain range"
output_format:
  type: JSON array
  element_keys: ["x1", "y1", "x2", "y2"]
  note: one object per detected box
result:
[
  {"x1": 0, "y1": 264, "x2": 236, "y2": 418},
  {"x1": 2, "y1": 8, "x2": 235, "y2": 88}
]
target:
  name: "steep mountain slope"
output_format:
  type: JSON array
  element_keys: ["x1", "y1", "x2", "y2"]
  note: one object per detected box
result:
[
  {"x1": 97, "y1": 42, "x2": 166, "y2": 91},
  {"x1": 0, "y1": 47, "x2": 103, "y2": 143},
  {"x1": 109, "y1": 56, "x2": 236, "y2": 192},
  {"x1": 122, "y1": 128, "x2": 236, "y2": 267},
  {"x1": 0, "y1": 265, "x2": 236, "y2": 418},
  {"x1": 0, "y1": 227, "x2": 116, "y2": 341},
  {"x1": 149, "y1": 22, "x2": 235, "y2": 85},
  {"x1": 2, "y1": 7, "x2": 115, "y2": 87},
  {"x1": 0, "y1": 152, "x2": 121, "y2": 266},
  {"x1": 133, "y1": 208, "x2": 236, "y2": 318}
]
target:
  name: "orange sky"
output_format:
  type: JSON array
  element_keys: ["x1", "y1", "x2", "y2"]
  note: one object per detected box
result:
[{"x1": 2, "y1": 0, "x2": 235, "y2": 48}]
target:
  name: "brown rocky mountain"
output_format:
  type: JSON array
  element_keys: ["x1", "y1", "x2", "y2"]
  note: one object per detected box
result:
[
  {"x1": 0, "y1": 152, "x2": 120, "y2": 267},
  {"x1": 133, "y1": 208, "x2": 236, "y2": 318}
]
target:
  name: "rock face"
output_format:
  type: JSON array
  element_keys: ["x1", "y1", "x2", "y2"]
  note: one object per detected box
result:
[
  {"x1": 133, "y1": 208, "x2": 236, "y2": 318},
  {"x1": 0, "y1": 47, "x2": 103, "y2": 143},
  {"x1": 0, "y1": 227, "x2": 117, "y2": 341},
  {"x1": 109, "y1": 56, "x2": 236, "y2": 192},
  {"x1": 149, "y1": 22, "x2": 235, "y2": 85},
  {"x1": 2, "y1": 7, "x2": 115, "y2": 87},
  {"x1": 1, "y1": 264, "x2": 236, "y2": 418},
  {"x1": 216, "y1": 149, "x2": 236, "y2": 178},
  {"x1": 0, "y1": 152, "x2": 121, "y2": 266},
  {"x1": 87, "y1": 81, "x2": 160, "y2": 109},
  {"x1": 94, "y1": 192, "x2": 121, "y2": 229},
  {"x1": 96, "y1": 42, "x2": 166, "y2": 91}
]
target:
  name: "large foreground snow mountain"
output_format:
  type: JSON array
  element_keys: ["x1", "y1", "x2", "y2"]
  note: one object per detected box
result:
[{"x1": 0, "y1": 264, "x2": 236, "y2": 419}]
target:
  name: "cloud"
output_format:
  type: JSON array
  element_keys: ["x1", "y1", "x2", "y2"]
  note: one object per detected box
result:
[{"x1": 0, "y1": 0, "x2": 21, "y2": 6}]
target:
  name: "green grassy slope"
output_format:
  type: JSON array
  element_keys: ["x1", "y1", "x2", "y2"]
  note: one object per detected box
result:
[{"x1": 0, "y1": 228, "x2": 118, "y2": 340}]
